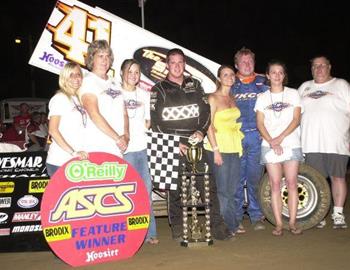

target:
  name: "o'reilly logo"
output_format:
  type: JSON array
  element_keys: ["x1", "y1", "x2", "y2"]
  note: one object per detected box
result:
[{"x1": 0, "y1": 197, "x2": 11, "y2": 208}]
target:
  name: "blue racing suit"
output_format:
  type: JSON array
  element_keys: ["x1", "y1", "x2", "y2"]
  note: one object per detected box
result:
[{"x1": 231, "y1": 73, "x2": 268, "y2": 223}]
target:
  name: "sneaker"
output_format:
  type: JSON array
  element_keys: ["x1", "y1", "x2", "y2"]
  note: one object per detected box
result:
[
  {"x1": 253, "y1": 219, "x2": 266, "y2": 231},
  {"x1": 332, "y1": 213, "x2": 347, "y2": 229},
  {"x1": 316, "y1": 219, "x2": 326, "y2": 229}
]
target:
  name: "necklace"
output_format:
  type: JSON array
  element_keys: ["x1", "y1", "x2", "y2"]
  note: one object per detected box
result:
[
  {"x1": 71, "y1": 96, "x2": 87, "y2": 127},
  {"x1": 269, "y1": 88, "x2": 285, "y2": 119}
]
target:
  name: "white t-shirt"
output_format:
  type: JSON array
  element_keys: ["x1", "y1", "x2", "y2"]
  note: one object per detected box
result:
[
  {"x1": 79, "y1": 72, "x2": 125, "y2": 157},
  {"x1": 254, "y1": 87, "x2": 302, "y2": 148},
  {"x1": 46, "y1": 93, "x2": 86, "y2": 166},
  {"x1": 122, "y1": 87, "x2": 150, "y2": 153},
  {"x1": 298, "y1": 78, "x2": 350, "y2": 155}
]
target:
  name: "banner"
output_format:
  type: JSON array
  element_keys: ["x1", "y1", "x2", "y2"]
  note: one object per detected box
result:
[
  {"x1": 0, "y1": 151, "x2": 49, "y2": 252},
  {"x1": 40, "y1": 152, "x2": 150, "y2": 266},
  {"x1": 29, "y1": 0, "x2": 220, "y2": 93}
]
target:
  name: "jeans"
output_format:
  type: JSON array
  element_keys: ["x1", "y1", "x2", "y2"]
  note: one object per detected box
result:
[
  {"x1": 46, "y1": 163, "x2": 60, "y2": 178},
  {"x1": 235, "y1": 130, "x2": 264, "y2": 223},
  {"x1": 207, "y1": 151, "x2": 240, "y2": 232},
  {"x1": 124, "y1": 149, "x2": 157, "y2": 239}
]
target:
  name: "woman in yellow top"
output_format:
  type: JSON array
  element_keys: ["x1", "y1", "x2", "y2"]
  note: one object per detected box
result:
[{"x1": 205, "y1": 65, "x2": 244, "y2": 235}]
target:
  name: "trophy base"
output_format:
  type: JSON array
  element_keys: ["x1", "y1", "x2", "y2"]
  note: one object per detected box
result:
[{"x1": 180, "y1": 239, "x2": 213, "y2": 247}]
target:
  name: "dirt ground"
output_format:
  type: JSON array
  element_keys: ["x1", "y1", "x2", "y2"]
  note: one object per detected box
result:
[{"x1": 1, "y1": 184, "x2": 350, "y2": 270}]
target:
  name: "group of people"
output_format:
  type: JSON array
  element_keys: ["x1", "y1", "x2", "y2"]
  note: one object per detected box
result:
[
  {"x1": 0, "y1": 102, "x2": 48, "y2": 151},
  {"x1": 45, "y1": 39, "x2": 349, "y2": 246}
]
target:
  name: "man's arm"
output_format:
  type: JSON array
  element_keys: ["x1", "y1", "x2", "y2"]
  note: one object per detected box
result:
[{"x1": 150, "y1": 84, "x2": 164, "y2": 133}]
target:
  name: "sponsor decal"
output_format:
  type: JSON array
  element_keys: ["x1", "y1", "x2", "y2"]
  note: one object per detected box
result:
[
  {"x1": 12, "y1": 225, "x2": 42, "y2": 233},
  {"x1": 17, "y1": 195, "x2": 39, "y2": 209},
  {"x1": 0, "y1": 228, "x2": 10, "y2": 236},
  {"x1": 39, "y1": 51, "x2": 66, "y2": 69},
  {"x1": 0, "y1": 156, "x2": 43, "y2": 169},
  {"x1": 0, "y1": 152, "x2": 48, "y2": 178},
  {"x1": 127, "y1": 215, "x2": 149, "y2": 230},
  {"x1": 0, "y1": 212, "x2": 9, "y2": 223},
  {"x1": 12, "y1": 211, "x2": 41, "y2": 222},
  {"x1": 0, "y1": 197, "x2": 11, "y2": 208},
  {"x1": 44, "y1": 224, "x2": 72, "y2": 242},
  {"x1": 46, "y1": 2, "x2": 112, "y2": 66},
  {"x1": 29, "y1": 179, "x2": 49, "y2": 193},
  {"x1": 40, "y1": 152, "x2": 150, "y2": 267},
  {"x1": 0, "y1": 182, "x2": 15, "y2": 193},
  {"x1": 134, "y1": 47, "x2": 216, "y2": 89}
]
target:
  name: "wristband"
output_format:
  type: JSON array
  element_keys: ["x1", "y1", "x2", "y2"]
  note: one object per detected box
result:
[{"x1": 213, "y1": 146, "x2": 219, "y2": 151}]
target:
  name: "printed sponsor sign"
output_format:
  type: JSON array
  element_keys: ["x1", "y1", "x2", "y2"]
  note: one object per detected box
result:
[
  {"x1": 0, "y1": 228, "x2": 10, "y2": 236},
  {"x1": 29, "y1": 179, "x2": 50, "y2": 193},
  {"x1": 40, "y1": 152, "x2": 150, "y2": 267},
  {"x1": 0, "y1": 182, "x2": 15, "y2": 194},
  {"x1": 17, "y1": 195, "x2": 39, "y2": 209},
  {"x1": 29, "y1": 0, "x2": 219, "y2": 93},
  {"x1": 0, "y1": 152, "x2": 48, "y2": 252},
  {"x1": 0, "y1": 152, "x2": 48, "y2": 178},
  {"x1": 12, "y1": 224, "x2": 42, "y2": 233},
  {"x1": 12, "y1": 211, "x2": 41, "y2": 222},
  {"x1": 0, "y1": 197, "x2": 11, "y2": 208},
  {"x1": 0, "y1": 212, "x2": 9, "y2": 224}
]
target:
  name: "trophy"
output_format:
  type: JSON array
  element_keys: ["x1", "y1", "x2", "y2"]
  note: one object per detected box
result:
[{"x1": 180, "y1": 143, "x2": 213, "y2": 247}]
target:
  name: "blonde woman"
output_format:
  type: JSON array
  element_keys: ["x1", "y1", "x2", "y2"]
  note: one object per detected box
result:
[{"x1": 46, "y1": 62, "x2": 88, "y2": 177}]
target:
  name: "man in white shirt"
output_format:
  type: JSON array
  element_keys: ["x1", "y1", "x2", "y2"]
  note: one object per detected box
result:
[{"x1": 299, "y1": 55, "x2": 350, "y2": 229}]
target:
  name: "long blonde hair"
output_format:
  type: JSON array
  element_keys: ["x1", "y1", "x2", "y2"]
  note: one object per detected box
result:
[{"x1": 58, "y1": 62, "x2": 82, "y2": 97}]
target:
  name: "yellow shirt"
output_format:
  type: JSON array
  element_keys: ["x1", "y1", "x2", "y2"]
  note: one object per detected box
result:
[{"x1": 204, "y1": 107, "x2": 244, "y2": 156}]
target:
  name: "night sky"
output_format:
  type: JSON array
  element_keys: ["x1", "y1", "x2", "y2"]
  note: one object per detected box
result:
[{"x1": 2, "y1": 0, "x2": 349, "y2": 100}]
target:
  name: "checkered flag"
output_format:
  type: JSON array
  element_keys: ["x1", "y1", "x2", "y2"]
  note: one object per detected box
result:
[{"x1": 146, "y1": 131, "x2": 180, "y2": 190}]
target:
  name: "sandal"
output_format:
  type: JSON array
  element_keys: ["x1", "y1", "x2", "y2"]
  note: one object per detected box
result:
[
  {"x1": 145, "y1": 237, "x2": 159, "y2": 245},
  {"x1": 272, "y1": 226, "x2": 283, "y2": 236},
  {"x1": 289, "y1": 227, "x2": 302, "y2": 235}
]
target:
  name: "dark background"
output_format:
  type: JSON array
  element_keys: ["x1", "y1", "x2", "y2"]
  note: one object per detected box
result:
[{"x1": 1, "y1": 0, "x2": 349, "y2": 100}]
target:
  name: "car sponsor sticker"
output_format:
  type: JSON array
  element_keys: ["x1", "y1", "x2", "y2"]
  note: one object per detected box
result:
[
  {"x1": 17, "y1": 195, "x2": 39, "y2": 209},
  {"x1": 0, "y1": 182, "x2": 15, "y2": 193},
  {"x1": 0, "y1": 197, "x2": 11, "y2": 208},
  {"x1": 29, "y1": 179, "x2": 49, "y2": 193},
  {"x1": 12, "y1": 211, "x2": 41, "y2": 222}
]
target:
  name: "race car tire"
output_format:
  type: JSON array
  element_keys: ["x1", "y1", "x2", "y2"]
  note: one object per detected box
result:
[{"x1": 259, "y1": 163, "x2": 331, "y2": 230}]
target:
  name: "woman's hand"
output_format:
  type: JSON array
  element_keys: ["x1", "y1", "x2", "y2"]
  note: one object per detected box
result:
[
  {"x1": 75, "y1": 151, "x2": 89, "y2": 160},
  {"x1": 213, "y1": 151, "x2": 223, "y2": 166},
  {"x1": 272, "y1": 144, "x2": 283, "y2": 156},
  {"x1": 116, "y1": 136, "x2": 128, "y2": 153}
]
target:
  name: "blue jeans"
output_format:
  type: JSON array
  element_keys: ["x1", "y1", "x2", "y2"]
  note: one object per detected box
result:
[
  {"x1": 207, "y1": 151, "x2": 241, "y2": 232},
  {"x1": 46, "y1": 163, "x2": 60, "y2": 178},
  {"x1": 235, "y1": 130, "x2": 264, "y2": 223},
  {"x1": 123, "y1": 149, "x2": 157, "y2": 239}
]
